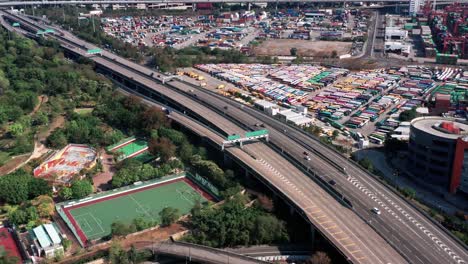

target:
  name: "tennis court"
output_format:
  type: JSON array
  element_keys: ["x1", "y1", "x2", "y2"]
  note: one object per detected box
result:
[
  {"x1": 116, "y1": 140, "x2": 148, "y2": 158},
  {"x1": 64, "y1": 177, "x2": 210, "y2": 242}
]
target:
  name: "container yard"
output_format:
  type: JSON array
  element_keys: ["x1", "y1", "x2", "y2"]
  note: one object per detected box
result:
[
  {"x1": 197, "y1": 64, "x2": 310, "y2": 105},
  {"x1": 311, "y1": 70, "x2": 399, "y2": 125},
  {"x1": 101, "y1": 15, "x2": 211, "y2": 47},
  {"x1": 195, "y1": 62, "x2": 468, "y2": 146},
  {"x1": 416, "y1": 2, "x2": 468, "y2": 63}
]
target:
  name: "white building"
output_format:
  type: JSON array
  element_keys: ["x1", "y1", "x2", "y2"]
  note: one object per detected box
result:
[
  {"x1": 385, "y1": 41, "x2": 411, "y2": 54},
  {"x1": 31, "y1": 223, "x2": 64, "y2": 259},
  {"x1": 391, "y1": 121, "x2": 411, "y2": 141},
  {"x1": 277, "y1": 109, "x2": 313, "y2": 127},
  {"x1": 254, "y1": 100, "x2": 280, "y2": 116},
  {"x1": 410, "y1": 0, "x2": 425, "y2": 14},
  {"x1": 385, "y1": 27, "x2": 408, "y2": 41}
]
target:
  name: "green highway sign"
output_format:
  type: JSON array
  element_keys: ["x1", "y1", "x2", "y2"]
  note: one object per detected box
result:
[
  {"x1": 227, "y1": 134, "x2": 241, "y2": 141},
  {"x1": 87, "y1": 48, "x2": 102, "y2": 54},
  {"x1": 245, "y1": 129, "x2": 268, "y2": 138}
]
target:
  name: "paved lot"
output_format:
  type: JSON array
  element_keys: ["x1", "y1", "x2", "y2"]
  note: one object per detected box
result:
[{"x1": 253, "y1": 39, "x2": 353, "y2": 57}]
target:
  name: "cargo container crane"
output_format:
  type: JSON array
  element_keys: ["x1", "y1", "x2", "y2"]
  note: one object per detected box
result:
[
  {"x1": 442, "y1": 35, "x2": 467, "y2": 58},
  {"x1": 445, "y1": 3, "x2": 468, "y2": 36}
]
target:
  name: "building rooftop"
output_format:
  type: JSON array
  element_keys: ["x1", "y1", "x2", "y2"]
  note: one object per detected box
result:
[
  {"x1": 32, "y1": 224, "x2": 62, "y2": 250},
  {"x1": 254, "y1": 99, "x2": 277, "y2": 109},
  {"x1": 411, "y1": 117, "x2": 468, "y2": 139}
]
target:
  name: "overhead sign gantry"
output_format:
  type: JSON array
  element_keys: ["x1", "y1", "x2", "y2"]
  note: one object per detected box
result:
[
  {"x1": 87, "y1": 48, "x2": 102, "y2": 55},
  {"x1": 222, "y1": 129, "x2": 269, "y2": 150}
]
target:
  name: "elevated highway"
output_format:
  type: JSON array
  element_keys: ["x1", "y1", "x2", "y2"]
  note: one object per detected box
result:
[
  {"x1": 133, "y1": 241, "x2": 267, "y2": 264},
  {"x1": 0, "y1": 12, "x2": 407, "y2": 264},
  {"x1": 2, "y1": 12, "x2": 467, "y2": 264},
  {"x1": 0, "y1": 0, "x2": 430, "y2": 6},
  {"x1": 0, "y1": 0, "x2": 462, "y2": 7}
]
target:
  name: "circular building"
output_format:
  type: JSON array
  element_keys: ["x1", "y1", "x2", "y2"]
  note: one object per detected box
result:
[{"x1": 409, "y1": 117, "x2": 468, "y2": 194}]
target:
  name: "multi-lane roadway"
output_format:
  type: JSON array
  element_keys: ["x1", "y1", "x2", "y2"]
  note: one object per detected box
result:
[
  {"x1": 2, "y1": 11, "x2": 467, "y2": 264},
  {"x1": 1, "y1": 12, "x2": 406, "y2": 263},
  {"x1": 0, "y1": 0, "x2": 422, "y2": 7}
]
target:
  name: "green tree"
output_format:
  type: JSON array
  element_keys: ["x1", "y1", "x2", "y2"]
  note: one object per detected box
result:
[
  {"x1": 141, "y1": 106, "x2": 168, "y2": 133},
  {"x1": 158, "y1": 127, "x2": 187, "y2": 146},
  {"x1": 290, "y1": 47, "x2": 298, "y2": 56},
  {"x1": 159, "y1": 207, "x2": 180, "y2": 226},
  {"x1": 331, "y1": 50, "x2": 338, "y2": 58},
  {"x1": 186, "y1": 196, "x2": 289, "y2": 247},
  {"x1": 62, "y1": 238, "x2": 72, "y2": 251},
  {"x1": 190, "y1": 157, "x2": 227, "y2": 188},
  {"x1": 132, "y1": 217, "x2": 152, "y2": 231},
  {"x1": 358, "y1": 158, "x2": 374, "y2": 173},
  {"x1": 0, "y1": 254, "x2": 19, "y2": 264},
  {"x1": 111, "y1": 221, "x2": 134, "y2": 237},
  {"x1": 399, "y1": 108, "x2": 417, "y2": 121},
  {"x1": 8, "y1": 123, "x2": 24, "y2": 137},
  {"x1": 28, "y1": 178, "x2": 51, "y2": 198},
  {"x1": 0, "y1": 171, "x2": 32, "y2": 204},
  {"x1": 46, "y1": 129, "x2": 68, "y2": 149},
  {"x1": 401, "y1": 187, "x2": 416, "y2": 199},
  {"x1": 178, "y1": 142, "x2": 193, "y2": 163},
  {"x1": 59, "y1": 187, "x2": 73, "y2": 200},
  {"x1": 8, "y1": 206, "x2": 39, "y2": 226},
  {"x1": 109, "y1": 241, "x2": 129, "y2": 264},
  {"x1": 331, "y1": 130, "x2": 339, "y2": 140},
  {"x1": 148, "y1": 137, "x2": 176, "y2": 163},
  {"x1": 308, "y1": 251, "x2": 331, "y2": 264},
  {"x1": 33, "y1": 111, "x2": 49, "y2": 126},
  {"x1": 54, "y1": 249, "x2": 64, "y2": 262},
  {"x1": 70, "y1": 180, "x2": 93, "y2": 199}
]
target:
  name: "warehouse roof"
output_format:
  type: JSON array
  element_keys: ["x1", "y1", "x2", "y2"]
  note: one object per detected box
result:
[{"x1": 33, "y1": 223, "x2": 62, "y2": 249}]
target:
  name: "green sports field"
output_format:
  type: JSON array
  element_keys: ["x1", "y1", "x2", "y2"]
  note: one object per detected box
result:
[
  {"x1": 67, "y1": 179, "x2": 206, "y2": 241},
  {"x1": 117, "y1": 140, "x2": 148, "y2": 158}
]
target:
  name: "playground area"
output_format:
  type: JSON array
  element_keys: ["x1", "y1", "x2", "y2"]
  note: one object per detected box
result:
[
  {"x1": 57, "y1": 174, "x2": 216, "y2": 246},
  {"x1": 33, "y1": 144, "x2": 97, "y2": 184},
  {"x1": 106, "y1": 137, "x2": 154, "y2": 162}
]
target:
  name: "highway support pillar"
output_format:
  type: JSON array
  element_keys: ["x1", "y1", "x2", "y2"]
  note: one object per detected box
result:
[
  {"x1": 289, "y1": 205, "x2": 295, "y2": 216},
  {"x1": 310, "y1": 224, "x2": 316, "y2": 250},
  {"x1": 223, "y1": 153, "x2": 232, "y2": 168},
  {"x1": 248, "y1": 3, "x2": 251, "y2": 11}
]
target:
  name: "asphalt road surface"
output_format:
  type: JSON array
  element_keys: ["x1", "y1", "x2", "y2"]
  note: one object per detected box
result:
[{"x1": 4, "y1": 12, "x2": 467, "y2": 264}]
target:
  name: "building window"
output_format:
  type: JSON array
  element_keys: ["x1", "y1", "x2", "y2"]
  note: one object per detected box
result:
[
  {"x1": 416, "y1": 154, "x2": 427, "y2": 161},
  {"x1": 433, "y1": 140, "x2": 449, "y2": 147},
  {"x1": 429, "y1": 159, "x2": 447, "y2": 167},
  {"x1": 431, "y1": 149, "x2": 448, "y2": 157}
]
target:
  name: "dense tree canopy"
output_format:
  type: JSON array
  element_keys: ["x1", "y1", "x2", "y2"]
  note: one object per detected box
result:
[
  {"x1": 185, "y1": 196, "x2": 289, "y2": 247},
  {"x1": 159, "y1": 207, "x2": 180, "y2": 226},
  {"x1": 0, "y1": 170, "x2": 50, "y2": 204},
  {"x1": 399, "y1": 107, "x2": 417, "y2": 121},
  {"x1": 70, "y1": 180, "x2": 93, "y2": 199},
  {"x1": 148, "y1": 137, "x2": 176, "y2": 163}
]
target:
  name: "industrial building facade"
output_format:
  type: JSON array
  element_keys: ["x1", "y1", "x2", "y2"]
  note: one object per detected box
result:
[{"x1": 408, "y1": 117, "x2": 468, "y2": 194}]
